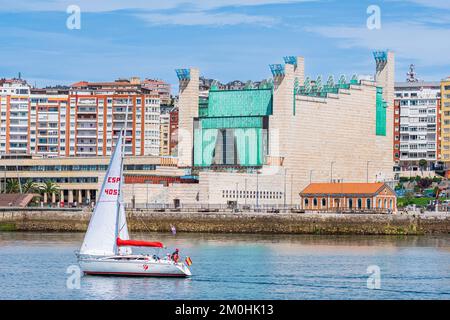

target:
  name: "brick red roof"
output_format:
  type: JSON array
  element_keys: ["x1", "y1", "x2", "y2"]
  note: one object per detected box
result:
[{"x1": 300, "y1": 183, "x2": 389, "y2": 195}]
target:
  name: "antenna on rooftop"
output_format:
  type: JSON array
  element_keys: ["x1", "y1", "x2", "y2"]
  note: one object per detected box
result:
[{"x1": 406, "y1": 64, "x2": 418, "y2": 83}]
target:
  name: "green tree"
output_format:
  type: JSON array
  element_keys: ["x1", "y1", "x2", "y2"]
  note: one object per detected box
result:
[
  {"x1": 39, "y1": 180, "x2": 59, "y2": 203},
  {"x1": 417, "y1": 178, "x2": 432, "y2": 192},
  {"x1": 5, "y1": 179, "x2": 20, "y2": 194},
  {"x1": 22, "y1": 179, "x2": 39, "y2": 194}
]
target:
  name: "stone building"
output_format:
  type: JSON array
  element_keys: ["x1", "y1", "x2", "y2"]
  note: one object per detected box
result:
[{"x1": 174, "y1": 51, "x2": 396, "y2": 206}]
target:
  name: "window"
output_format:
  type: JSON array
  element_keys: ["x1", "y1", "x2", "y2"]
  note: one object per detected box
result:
[
  {"x1": 321, "y1": 198, "x2": 326, "y2": 207},
  {"x1": 304, "y1": 198, "x2": 309, "y2": 207},
  {"x1": 313, "y1": 198, "x2": 318, "y2": 206},
  {"x1": 358, "y1": 198, "x2": 362, "y2": 209},
  {"x1": 348, "y1": 198, "x2": 353, "y2": 209},
  {"x1": 367, "y1": 198, "x2": 371, "y2": 209}
]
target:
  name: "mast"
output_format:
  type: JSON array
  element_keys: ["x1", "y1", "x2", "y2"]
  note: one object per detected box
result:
[
  {"x1": 79, "y1": 126, "x2": 124, "y2": 257},
  {"x1": 113, "y1": 99, "x2": 129, "y2": 255}
]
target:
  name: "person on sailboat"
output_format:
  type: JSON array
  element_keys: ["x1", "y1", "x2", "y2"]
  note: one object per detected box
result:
[{"x1": 171, "y1": 248, "x2": 180, "y2": 263}]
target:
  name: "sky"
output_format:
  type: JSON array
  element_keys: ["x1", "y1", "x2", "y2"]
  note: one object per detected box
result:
[{"x1": 0, "y1": 0, "x2": 449, "y2": 92}]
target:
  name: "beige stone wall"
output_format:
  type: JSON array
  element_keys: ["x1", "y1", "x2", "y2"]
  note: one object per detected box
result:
[
  {"x1": 294, "y1": 56, "x2": 305, "y2": 84},
  {"x1": 376, "y1": 51, "x2": 395, "y2": 107},
  {"x1": 266, "y1": 54, "x2": 395, "y2": 199},
  {"x1": 177, "y1": 68, "x2": 199, "y2": 167},
  {"x1": 123, "y1": 182, "x2": 200, "y2": 207},
  {"x1": 197, "y1": 171, "x2": 292, "y2": 206}
]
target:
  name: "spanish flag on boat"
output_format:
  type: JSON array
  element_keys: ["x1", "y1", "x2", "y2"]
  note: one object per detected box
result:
[{"x1": 185, "y1": 256, "x2": 192, "y2": 266}]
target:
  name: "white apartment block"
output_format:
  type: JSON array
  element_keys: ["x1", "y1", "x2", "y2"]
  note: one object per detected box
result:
[
  {"x1": 0, "y1": 79, "x2": 30, "y2": 155},
  {"x1": 394, "y1": 81, "x2": 441, "y2": 171}
]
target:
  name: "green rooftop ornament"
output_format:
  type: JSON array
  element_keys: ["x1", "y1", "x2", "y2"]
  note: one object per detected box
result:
[
  {"x1": 244, "y1": 81, "x2": 253, "y2": 89},
  {"x1": 315, "y1": 75, "x2": 323, "y2": 92},
  {"x1": 259, "y1": 79, "x2": 267, "y2": 89},
  {"x1": 304, "y1": 77, "x2": 311, "y2": 93},
  {"x1": 350, "y1": 74, "x2": 359, "y2": 84},
  {"x1": 327, "y1": 75, "x2": 335, "y2": 87},
  {"x1": 211, "y1": 80, "x2": 219, "y2": 91}
]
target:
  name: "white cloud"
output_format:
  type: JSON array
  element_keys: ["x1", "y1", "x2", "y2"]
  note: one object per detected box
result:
[
  {"x1": 0, "y1": 0, "x2": 316, "y2": 12},
  {"x1": 398, "y1": 0, "x2": 450, "y2": 10},
  {"x1": 306, "y1": 22, "x2": 450, "y2": 66},
  {"x1": 137, "y1": 11, "x2": 278, "y2": 26}
]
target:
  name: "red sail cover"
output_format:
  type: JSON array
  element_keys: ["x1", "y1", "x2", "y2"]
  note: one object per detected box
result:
[{"x1": 116, "y1": 238, "x2": 163, "y2": 248}]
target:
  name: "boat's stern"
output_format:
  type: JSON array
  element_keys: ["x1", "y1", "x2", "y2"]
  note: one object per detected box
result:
[{"x1": 178, "y1": 263, "x2": 192, "y2": 277}]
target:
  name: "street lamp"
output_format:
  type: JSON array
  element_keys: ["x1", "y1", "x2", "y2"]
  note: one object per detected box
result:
[
  {"x1": 235, "y1": 182, "x2": 239, "y2": 207},
  {"x1": 256, "y1": 170, "x2": 260, "y2": 210},
  {"x1": 283, "y1": 168, "x2": 287, "y2": 208},
  {"x1": 244, "y1": 178, "x2": 247, "y2": 206},
  {"x1": 290, "y1": 173, "x2": 293, "y2": 208}
]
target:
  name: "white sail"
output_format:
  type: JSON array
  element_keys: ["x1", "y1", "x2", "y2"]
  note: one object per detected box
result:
[{"x1": 80, "y1": 133, "x2": 124, "y2": 256}]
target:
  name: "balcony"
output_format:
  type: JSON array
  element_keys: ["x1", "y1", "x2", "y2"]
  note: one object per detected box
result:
[
  {"x1": 76, "y1": 131, "x2": 97, "y2": 138},
  {"x1": 77, "y1": 123, "x2": 97, "y2": 130},
  {"x1": 77, "y1": 107, "x2": 97, "y2": 113},
  {"x1": 77, "y1": 139, "x2": 97, "y2": 146},
  {"x1": 76, "y1": 148, "x2": 97, "y2": 154}
]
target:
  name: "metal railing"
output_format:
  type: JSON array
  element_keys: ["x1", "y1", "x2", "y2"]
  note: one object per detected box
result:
[{"x1": 123, "y1": 203, "x2": 394, "y2": 214}]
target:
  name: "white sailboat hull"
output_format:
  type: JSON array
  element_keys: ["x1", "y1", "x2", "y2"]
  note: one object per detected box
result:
[{"x1": 79, "y1": 256, "x2": 192, "y2": 277}]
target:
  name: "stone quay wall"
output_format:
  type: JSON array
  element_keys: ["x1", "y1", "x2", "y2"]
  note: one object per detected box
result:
[{"x1": 0, "y1": 208, "x2": 449, "y2": 235}]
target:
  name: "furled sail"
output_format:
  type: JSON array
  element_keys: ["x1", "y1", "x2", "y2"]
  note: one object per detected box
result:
[
  {"x1": 79, "y1": 133, "x2": 124, "y2": 256},
  {"x1": 116, "y1": 238, "x2": 164, "y2": 248}
]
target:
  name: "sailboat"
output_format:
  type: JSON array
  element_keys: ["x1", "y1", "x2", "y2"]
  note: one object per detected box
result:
[{"x1": 77, "y1": 131, "x2": 192, "y2": 277}]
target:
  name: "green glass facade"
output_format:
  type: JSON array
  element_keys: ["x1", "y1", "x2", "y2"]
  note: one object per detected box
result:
[
  {"x1": 194, "y1": 89, "x2": 272, "y2": 167},
  {"x1": 376, "y1": 87, "x2": 387, "y2": 136},
  {"x1": 207, "y1": 88, "x2": 272, "y2": 117}
]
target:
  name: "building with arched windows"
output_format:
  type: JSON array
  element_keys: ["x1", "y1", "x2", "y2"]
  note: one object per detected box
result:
[{"x1": 299, "y1": 182, "x2": 397, "y2": 213}]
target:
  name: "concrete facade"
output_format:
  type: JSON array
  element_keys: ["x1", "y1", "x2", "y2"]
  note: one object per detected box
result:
[
  {"x1": 177, "y1": 68, "x2": 199, "y2": 167},
  {"x1": 175, "y1": 52, "x2": 396, "y2": 206},
  {"x1": 0, "y1": 155, "x2": 186, "y2": 206}
]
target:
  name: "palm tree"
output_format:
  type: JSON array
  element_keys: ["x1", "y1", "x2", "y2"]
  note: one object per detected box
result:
[
  {"x1": 22, "y1": 179, "x2": 39, "y2": 194},
  {"x1": 39, "y1": 180, "x2": 59, "y2": 204},
  {"x1": 5, "y1": 179, "x2": 20, "y2": 194}
]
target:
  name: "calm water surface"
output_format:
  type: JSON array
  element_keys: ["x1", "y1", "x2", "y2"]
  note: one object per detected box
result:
[{"x1": 0, "y1": 232, "x2": 449, "y2": 300}]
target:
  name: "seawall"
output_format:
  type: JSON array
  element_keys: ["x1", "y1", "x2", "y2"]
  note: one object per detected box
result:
[{"x1": 1, "y1": 208, "x2": 450, "y2": 235}]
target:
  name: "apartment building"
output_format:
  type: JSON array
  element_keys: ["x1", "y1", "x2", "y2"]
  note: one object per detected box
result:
[
  {"x1": 30, "y1": 88, "x2": 69, "y2": 157},
  {"x1": 141, "y1": 79, "x2": 171, "y2": 105},
  {"x1": 169, "y1": 108, "x2": 178, "y2": 156},
  {"x1": 0, "y1": 79, "x2": 30, "y2": 155},
  {"x1": 0, "y1": 78, "x2": 161, "y2": 157},
  {"x1": 441, "y1": 77, "x2": 450, "y2": 163},
  {"x1": 159, "y1": 112, "x2": 170, "y2": 156},
  {"x1": 393, "y1": 81, "x2": 441, "y2": 172}
]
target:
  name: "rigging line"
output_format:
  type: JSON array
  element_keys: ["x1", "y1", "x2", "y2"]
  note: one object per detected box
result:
[{"x1": 135, "y1": 212, "x2": 154, "y2": 234}]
